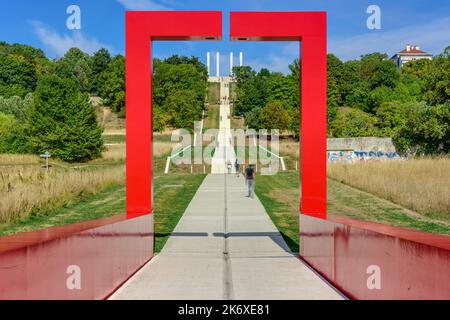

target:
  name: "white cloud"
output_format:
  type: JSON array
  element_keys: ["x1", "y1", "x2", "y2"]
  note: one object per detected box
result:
[
  {"x1": 237, "y1": 17, "x2": 450, "y2": 73},
  {"x1": 245, "y1": 43, "x2": 298, "y2": 74},
  {"x1": 115, "y1": 0, "x2": 170, "y2": 10},
  {"x1": 330, "y1": 17, "x2": 450, "y2": 61},
  {"x1": 31, "y1": 21, "x2": 114, "y2": 58}
]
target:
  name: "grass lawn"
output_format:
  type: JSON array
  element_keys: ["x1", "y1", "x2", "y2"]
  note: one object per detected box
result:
[
  {"x1": 102, "y1": 134, "x2": 126, "y2": 144},
  {"x1": 0, "y1": 184, "x2": 126, "y2": 236},
  {"x1": 153, "y1": 174, "x2": 206, "y2": 252},
  {"x1": 0, "y1": 173, "x2": 206, "y2": 253},
  {"x1": 255, "y1": 171, "x2": 450, "y2": 253},
  {"x1": 207, "y1": 83, "x2": 220, "y2": 105},
  {"x1": 204, "y1": 104, "x2": 219, "y2": 130}
]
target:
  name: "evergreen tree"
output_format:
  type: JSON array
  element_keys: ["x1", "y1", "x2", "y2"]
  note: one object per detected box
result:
[
  {"x1": 89, "y1": 48, "x2": 111, "y2": 95},
  {"x1": 29, "y1": 75, "x2": 103, "y2": 162}
]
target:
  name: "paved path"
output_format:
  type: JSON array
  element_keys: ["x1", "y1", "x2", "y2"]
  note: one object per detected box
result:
[
  {"x1": 110, "y1": 174, "x2": 344, "y2": 300},
  {"x1": 211, "y1": 77, "x2": 236, "y2": 174}
]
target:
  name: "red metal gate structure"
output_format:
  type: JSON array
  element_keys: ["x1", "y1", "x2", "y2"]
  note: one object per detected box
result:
[
  {"x1": 230, "y1": 11, "x2": 450, "y2": 300},
  {"x1": 126, "y1": 11, "x2": 222, "y2": 218},
  {"x1": 230, "y1": 12, "x2": 328, "y2": 219}
]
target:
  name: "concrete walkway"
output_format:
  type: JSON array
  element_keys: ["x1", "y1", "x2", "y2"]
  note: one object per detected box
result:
[
  {"x1": 211, "y1": 77, "x2": 236, "y2": 174},
  {"x1": 110, "y1": 174, "x2": 344, "y2": 300}
]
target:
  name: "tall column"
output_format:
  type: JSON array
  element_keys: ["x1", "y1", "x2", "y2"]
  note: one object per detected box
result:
[
  {"x1": 216, "y1": 52, "x2": 220, "y2": 78},
  {"x1": 207, "y1": 52, "x2": 210, "y2": 77},
  {"x1": 239, "y1": 52, "x2": 243, "y2": 66},
  {"x1": 230, "y1": 52, "x2": 234, "y2": 75}
]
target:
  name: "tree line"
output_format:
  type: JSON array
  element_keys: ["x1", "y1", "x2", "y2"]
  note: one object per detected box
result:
[
  {"x1": 0, "y1": 42, "x2": 208, "y2": 162},
  {"x1": 233, "y1": 47, "x2": 449, "y2": 155}
]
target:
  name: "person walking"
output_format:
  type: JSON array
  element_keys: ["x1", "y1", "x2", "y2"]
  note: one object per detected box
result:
[
  {"x1": 235, "y1": 159, "x2": 240, "y2": 177},
  {"x1": 245, "y1": 164, "x2": 255, "y2": 199}
]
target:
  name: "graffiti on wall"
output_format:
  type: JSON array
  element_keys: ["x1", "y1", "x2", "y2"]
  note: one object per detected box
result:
[
  {"x1": 327, "y1": 151, "x2": 355, "y2": 163},
  {"x1": 327, "y1": 150, "x2": 401, "y2": 163}
]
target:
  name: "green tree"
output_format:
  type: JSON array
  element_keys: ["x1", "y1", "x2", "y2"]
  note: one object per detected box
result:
[
  {"x1": 233, "y1": 66, "x2": 260, "y2": 117},
  {"x1": 344, "y1": 84, "x2": 371, "y2": 111},
  {"x1": 259, "y1": 101, "x2": 292, "y2": 132},
  {"x1": 153, "y1": 60, "x2": 207, "y2": 109},
  {"x1": 0, "y1": 93, "x2": 33, "y2": 120},
  {"x1": 163, "y1": 89, "x2": 202, "y2": 128},
  {"x1": 423, "y1": 53, "x2": 450, "y2": 105},
  {"x1": 342, "y1": 53, "x2": 400, "y2": 113},
  {"x1": 267, "y1": 73, "x2": 297, "y2": 109},
  {"x1": 55, "y1": 48, "x2": 92, "y2": 92},
  {"x1": 29, "y1": 75, "x2": 103, "y2": 162},
  {"x1": 100, "y1": 55, "x2": 125, "y2": 114},
  {"x1": 163, "y1": 55, "x2": 208, "y2": 80},
  {"x1": 0, "y1": 112, "x2": 16, "y2": 137},
  {"x1": 153, "y1": 106, "x2": 170, "y2": 133},
  {"x1": 89, "y1": 48, "x2": 111, "y2": 95},
  {"x1": 0, "y1": 112, "x2": 17, "y2": 152},
  {"x1": 359, "y1": 53, "x2": 399, "y2": 90},
  {"x1": 288, "y1": 58, "x2": 300, "y2": 84},
  {"x1": 392, "y1": 102, "x2": 450, "y2": 154},
  {"x1": 327, "y1": 54, "x2": 346, "y2": 104},
  {"x1": 245, "y1": 107, "x2": 262, "y2": 131},
  {"x1": 0, "y1": 112, "x2": 30, "y2": 153},
  {"x1": 0, "y1": 42, "x2": 53, "y2": 79},
  {"x1": 331, "y1": 107, "x2": 380, "y2": 137},
  {"x1": 0, "y1": 54, "x2": 38, "y2": 97}
]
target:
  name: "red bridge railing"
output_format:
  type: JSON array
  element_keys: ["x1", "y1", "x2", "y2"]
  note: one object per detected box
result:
[
  {"x1": 300, "y1": 214, "x2": 450, "y2": 300},
  {"x1": 0, "y1": 215, "x2": 153, "y2": 300}
]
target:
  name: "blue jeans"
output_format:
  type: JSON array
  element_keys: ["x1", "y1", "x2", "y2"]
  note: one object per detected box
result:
[{"x1": 247, "y1": 179, "x2": 254, "y2": 198}]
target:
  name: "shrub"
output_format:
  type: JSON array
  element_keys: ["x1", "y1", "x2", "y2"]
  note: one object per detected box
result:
[{"x1": 331, "y1": 107, "x2": 380, "y2": 137}]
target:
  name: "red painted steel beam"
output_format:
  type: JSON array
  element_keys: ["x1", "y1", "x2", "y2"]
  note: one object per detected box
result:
[
  {"x1": 126, "y1": 11, "x2": 222, "y2": 219},
  {"x1": 230, "y1": 12, "x2": 327, "y2": 219}
]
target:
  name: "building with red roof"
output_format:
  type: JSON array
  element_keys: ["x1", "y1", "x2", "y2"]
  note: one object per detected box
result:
[{"x1": 391, "y1": 45, "x2": 433, "y2": 68}]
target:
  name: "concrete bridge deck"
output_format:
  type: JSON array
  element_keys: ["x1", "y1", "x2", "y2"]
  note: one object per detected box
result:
[{"x1": 110, "y1": 174, "x2": 344, "y2": 300}]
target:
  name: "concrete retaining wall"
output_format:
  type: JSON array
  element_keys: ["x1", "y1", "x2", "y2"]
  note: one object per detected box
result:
[
  {"x1": 327, "y1": 137, "x2": 397, "y2": 152},
  {"x1": 327, "y1": 137, "x2": 401, "y2": 163}
]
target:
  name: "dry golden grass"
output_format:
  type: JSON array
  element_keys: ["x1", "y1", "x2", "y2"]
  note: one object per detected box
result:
[
  {"x1": 103, "y1": 129, "x2": 126, "y2": 136},
  {"x1": 0, "y1": 154, "x2": 41, "y2": 165},
  {"x1": 0, "y1": 131, "x2": 177, "y2": 226},
  {"x1": 153, "y1": 141, "x2": 176, "y2": 157},
  {"x1": 327, "y1": 157, "x2": 450, "y2": 216},
  {"x1": 279, "y1": 139, "x2": 300, "y2": 158},
  {"x1": 96, "y1": 141, "x2": 175, "y2": 163},
  {"x1": 0, "y1": 165, "x2": 125, "y2": 224},
  {"x1": 97, "y1": 145, "x2": 126, "y2": 162}
]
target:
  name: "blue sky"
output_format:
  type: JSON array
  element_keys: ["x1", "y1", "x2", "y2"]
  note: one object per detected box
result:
[{"x1": 0, "y1": 0, "x2": 449, "y2": 74}]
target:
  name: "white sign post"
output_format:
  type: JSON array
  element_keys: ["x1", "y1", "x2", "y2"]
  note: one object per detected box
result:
[{"x1": 40, "y1": 151, "x2": 51, "y2": 172}]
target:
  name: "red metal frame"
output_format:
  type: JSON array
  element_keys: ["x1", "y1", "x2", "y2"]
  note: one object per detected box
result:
[
  {"x1": 230, "y1": 12, "x2": 327, "y2": 219},
  {"x1": 126, "y1": 11, "x2": 222, "y2": 218}
]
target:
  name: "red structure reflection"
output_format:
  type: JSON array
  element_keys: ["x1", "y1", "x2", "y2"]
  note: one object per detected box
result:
[{"x1": 300, "y1": 215, "x2": 450, "y2": 300}]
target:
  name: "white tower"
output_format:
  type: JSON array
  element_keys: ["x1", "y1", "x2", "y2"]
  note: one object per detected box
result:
[
  {"x1": 216, "y1": 52, "x2": 220, "y2": 78},
  {"x1": 230, "y1": 52, "x2": 234, "y2": 75},
  {"x1": 239, "y1": 52, "x2": 243, "y2": 66},
  {"x1": 206, "y1": 52, "x2": 211, "y2": 77}
]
